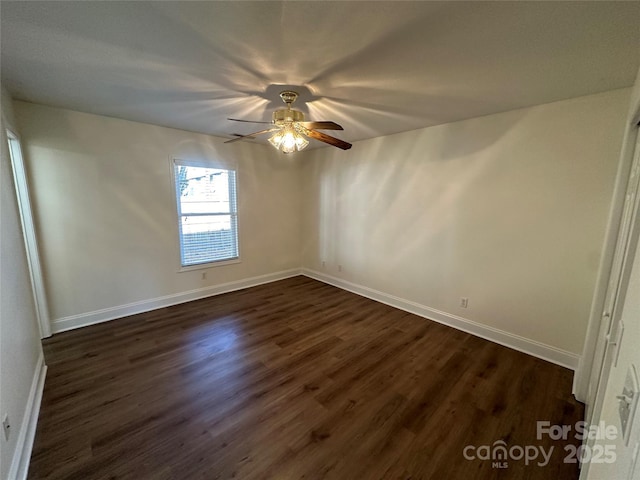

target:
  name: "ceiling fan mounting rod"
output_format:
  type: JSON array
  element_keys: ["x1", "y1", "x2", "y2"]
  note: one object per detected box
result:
[
  {"x1": 273, "y1": 90, "x2": 304, "y2": 124},
  {"x1": 279, "y1": 90, "x2": 298, "y2": 107}
]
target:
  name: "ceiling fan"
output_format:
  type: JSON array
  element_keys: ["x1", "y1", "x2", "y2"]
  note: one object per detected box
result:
[{"x1": 225, "y1": 90, "x2": 352, "y2": 153}]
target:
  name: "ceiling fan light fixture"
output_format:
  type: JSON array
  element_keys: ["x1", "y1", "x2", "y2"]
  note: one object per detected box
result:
[{"x1": 268, "y1": 126, "x2": 309, "y2": 153}]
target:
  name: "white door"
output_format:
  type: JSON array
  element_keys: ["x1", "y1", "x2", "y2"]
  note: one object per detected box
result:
[{"x1": 584, "y1": 126, "x2": 640, "y2": 434}]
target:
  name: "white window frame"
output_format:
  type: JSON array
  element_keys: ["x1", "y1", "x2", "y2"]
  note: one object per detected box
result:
[{"x1": 170, "y1": 157, "x2": 240, "y2": 272}]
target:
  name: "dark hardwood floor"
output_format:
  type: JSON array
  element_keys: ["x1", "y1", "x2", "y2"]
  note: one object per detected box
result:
[{"x1": 29, "y1": 276, "x2": 583, "y2": 479}]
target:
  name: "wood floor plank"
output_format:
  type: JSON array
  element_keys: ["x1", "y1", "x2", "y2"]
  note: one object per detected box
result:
[{"x1": 29, "y1": 276, "x2": 583, "y2": 479}]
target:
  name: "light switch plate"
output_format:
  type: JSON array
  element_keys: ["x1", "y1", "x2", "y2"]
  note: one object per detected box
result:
[{"x1": 619, "y1": 364, "x2": 639, "y2": 446}]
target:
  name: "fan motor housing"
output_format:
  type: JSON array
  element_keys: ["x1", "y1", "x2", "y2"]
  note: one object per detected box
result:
[{"x1": 272, "y1": 108, "x2": 305, "y2": 124}]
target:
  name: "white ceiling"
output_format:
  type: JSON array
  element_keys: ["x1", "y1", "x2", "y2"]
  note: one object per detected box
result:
[{"x1": 2, "y1": 1, "x2": 639, "y2": 148}]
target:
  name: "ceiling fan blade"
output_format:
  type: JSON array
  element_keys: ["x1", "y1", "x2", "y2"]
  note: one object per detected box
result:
[
  {"x1": 224, "y1": 127, "x2": 280, "y2": 144},
  {"x1": 231, "y1": 133, "x2": 256, "y2": 139},
  {"x1": 228, "y1": 118, "x2": 273, "y2": 125},
  {"x1": 305, "y1": 129, "x2": 352, "y2": 150},
  {"x1": 299, "y1": 121, "x2": 343, "y2": 130}
]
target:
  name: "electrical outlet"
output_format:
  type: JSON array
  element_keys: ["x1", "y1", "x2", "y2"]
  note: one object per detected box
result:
[
  {"x1": 2, "y1": 414, "x2": 10, "y2": 441},
  {"x1": 201, "y1": 272, "x2": 207, "y2": 280},
  {"x1": 338, "y1": 265, "x2": 342, "y2": 272},
  {"x1": 460, "y1": 297, "x2": 469, "y2": 308},
  {"x1": 321, "y1": 261, "x2": 326, "y2": 268}
]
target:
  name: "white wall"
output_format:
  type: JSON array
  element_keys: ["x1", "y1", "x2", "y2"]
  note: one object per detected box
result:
[
  {"x1": 0, "y1": 88, "x2": 44, "y2": 478},
  {"x1": 13, "y1": 102, "x2": 303, "y2": 332},
  {"x1": 11, "y1": 88, "x2": 630, "y2": 356},
  {"x1": 302, "y1": 89, "x2": 630, "y2": 363}
]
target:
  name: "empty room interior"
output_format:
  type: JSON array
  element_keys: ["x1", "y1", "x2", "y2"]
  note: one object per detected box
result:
[{"x1": 2, "y1": 2, "x2": 640, "y2": 479}]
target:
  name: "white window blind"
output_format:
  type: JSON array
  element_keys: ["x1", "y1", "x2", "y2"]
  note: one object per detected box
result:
[{"x1": 173, "y1": 160, "x2": 239, "y2": 267}]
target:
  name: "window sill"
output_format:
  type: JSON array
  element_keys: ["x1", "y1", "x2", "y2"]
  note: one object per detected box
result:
[{"x1": 178, "y1": 258, "x2": 241, "y2": 272}]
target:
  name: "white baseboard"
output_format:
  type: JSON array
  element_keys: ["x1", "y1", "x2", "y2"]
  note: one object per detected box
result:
[
  {"x1": 8, "y1": 351, "x2": 47, "y2": 480},
  {"x1": 50, "y1": 267, "x2": 580, "y2": 370},
  {"x1": 302, "y1": 268, "x2": 580, "y2": 370},
  {"x1": 572, "y1": 359, "x2": 586, "y2": 402},
  {"x1": 52, "y1": 268, "x2": 302, "y2": 333}
]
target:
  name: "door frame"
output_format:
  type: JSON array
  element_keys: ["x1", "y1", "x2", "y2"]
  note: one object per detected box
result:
[
  {"x1": 578, "y1": 123, "x2": 640, "y2": 477},
  {"x1": 6, "y1": 128, "x2": 52, "y2": 338},
  {"x1": 575, "y1": 87, "x2": 640, "y2": 474}
]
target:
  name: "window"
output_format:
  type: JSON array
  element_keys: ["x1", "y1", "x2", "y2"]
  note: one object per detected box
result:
[{"x1": 173, "y1": 159, "x2": 239, "y2": 268}]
